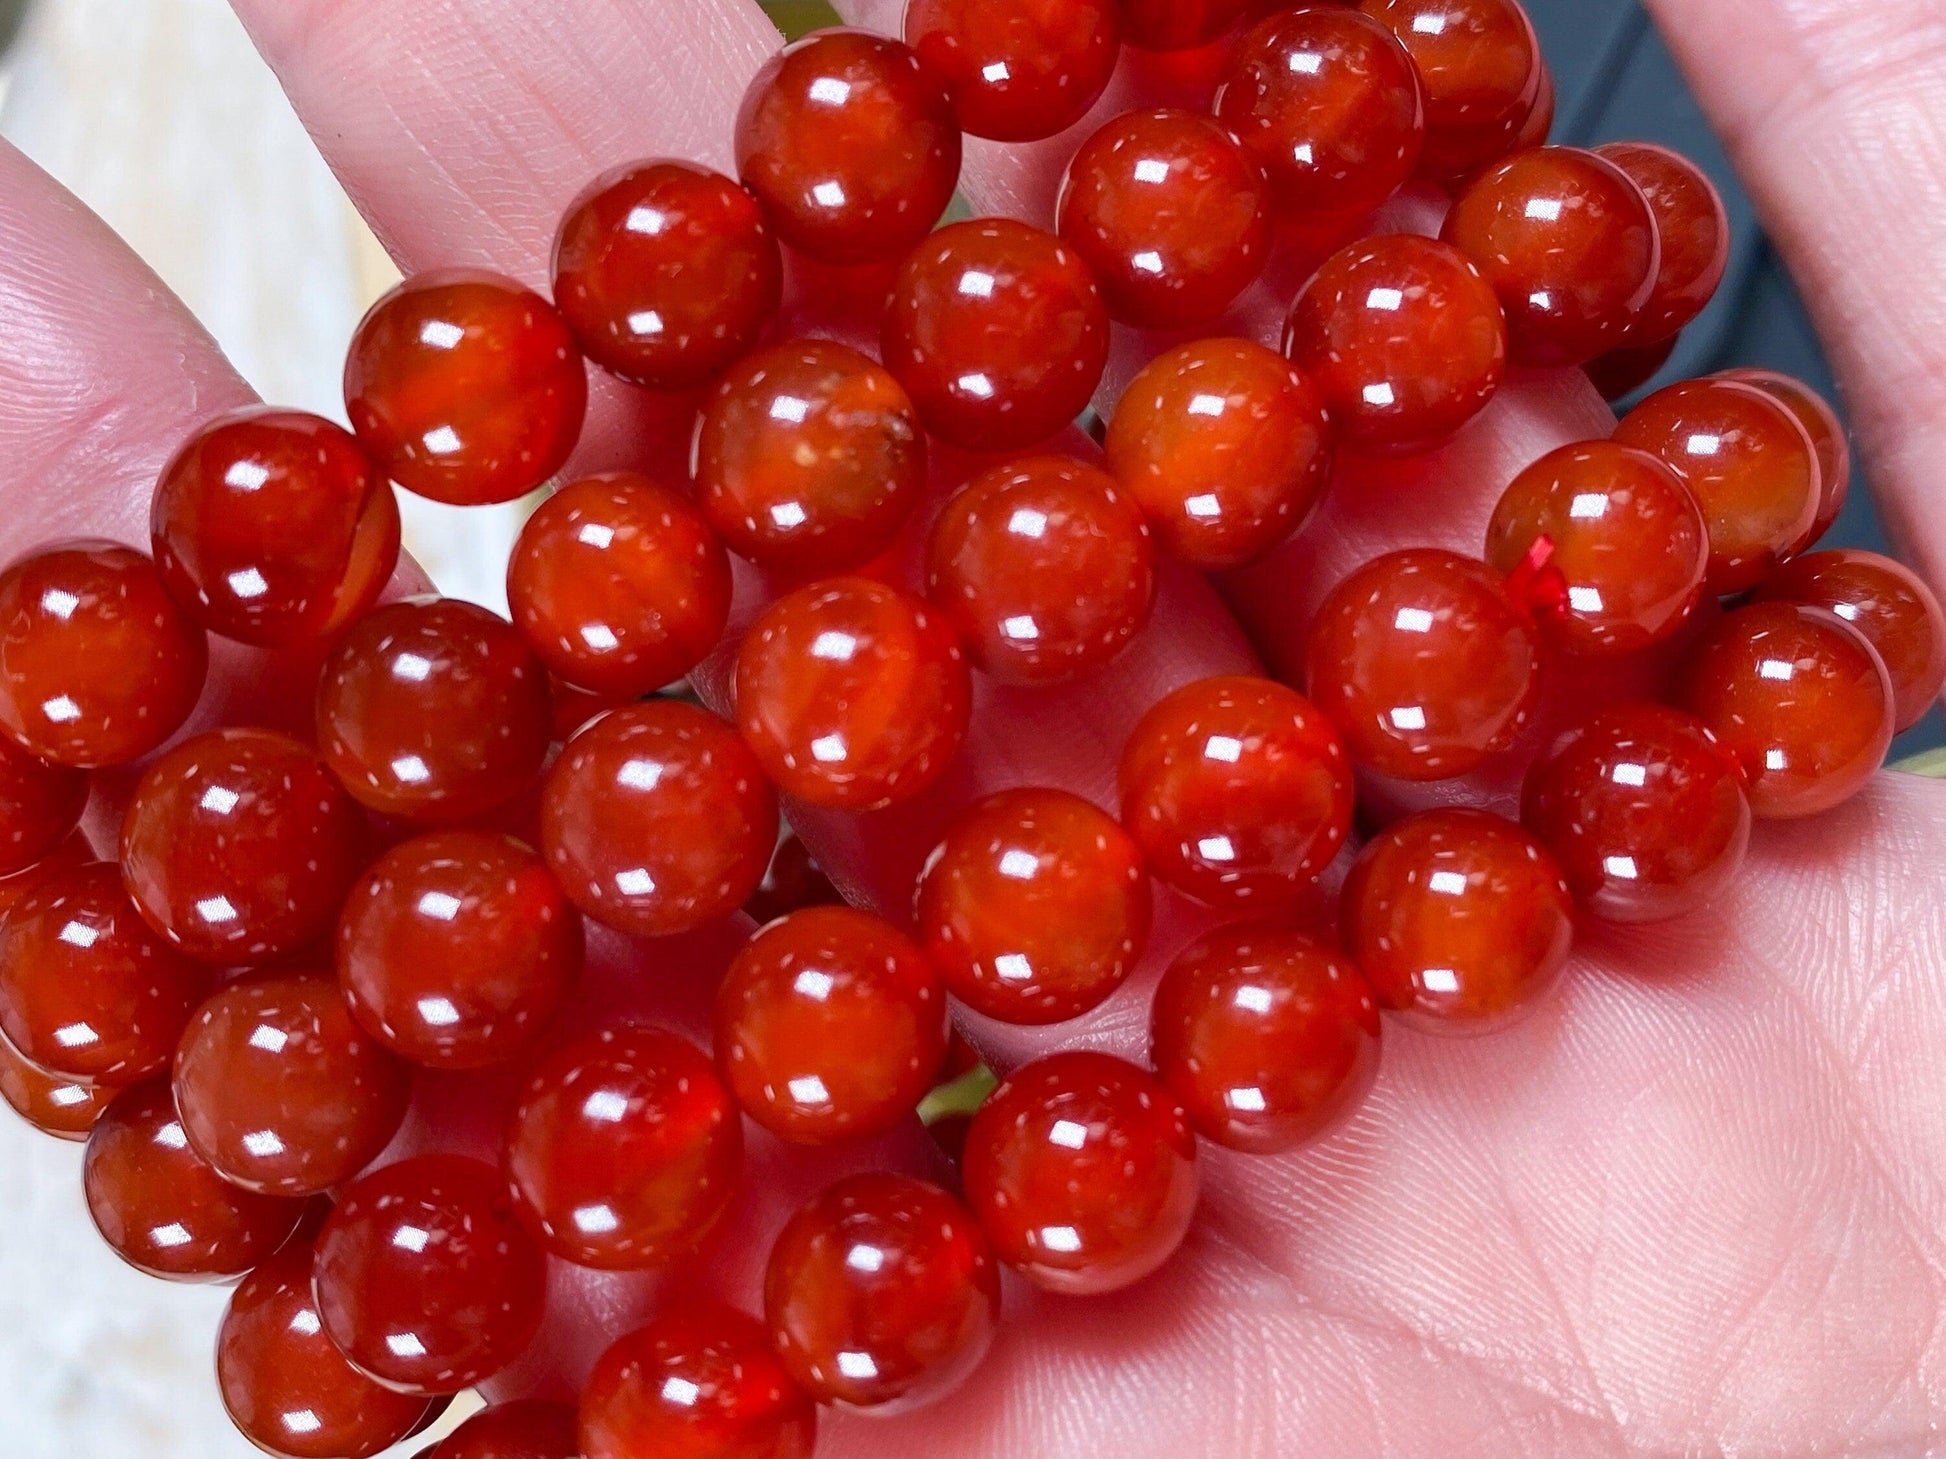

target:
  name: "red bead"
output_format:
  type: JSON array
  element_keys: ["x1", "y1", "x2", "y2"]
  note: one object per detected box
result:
[
  {"x1": 0, "y1": 827, "x2": 91, "y2": 927},
  {"x1": 1149, "y1": 924, "x2": 1381, "y2": 1153},
  {"x1": 1756, "y1": 549, "x2": 1946, "y2": 732},
  {"x1": 1104, "y1": 338, "x2": 1333, "y2": 568},
  {"x1": 1358, "y1": 0, "x2": 1544, "y2": 180},
  {"x1": 1518, "y1": 55, "x2": 1556, "y2": 148},
  {"x1": 1056, "y1": 109, "x2": 1272, "y2": 329},
  {"x1": 318, "y1": 599, "x2": 553, "y2": 825},
  {"x1": 0, "y1": 736, "x2": 86, "y2": 877},
  {"x1": 173, "y1": 972, "x2": 412, "y2": 1197},
  {"x1": 744, "y1": 830, "x2": 840, "y2": 926},
  {"x1": 344, "y1": 269, "x2": 587, "y2": 507},
  {"x1": 734, "y1": 578, "x2": 971, "y2": 810},
  {"x1": 1305, "y1": 548, "x2": 1542, "y2": 780},
  {"x1": 581, "y1": 1306, "x2": 816, "y2": 1459},
  {"x1": 338, "y1": 831, "x2": 582, "y2": 1071},
  {"x1": 1119, "y1": 675, "x2": 1352, "y2": 906},
  {"x1": 735, "y1": 29, "x2": 962, "y2": 266},
  {"x1": 1522, "y1": 703, "x2": 1750, "y2": 923},
  {"x1": 0, "y1": 860, "x2": 210, "y2": 1085},
  {"x1": 540, "y1": 700, "x2": 777, "y2": 937},
  {"x1": 963, "y1": 1050, "x2": 1198, "y2": 1294},
  {"x1": 1442, "y1": 146, "x2": 1659, "y2": 367},
  {"x1": 122, "y1": 728, "x2": 365, "y2": 963},
  {"x1": 1718, "y1": 368, "x2": 1852, "y2": 546},
  {"x1": 314, "y1": 1155, "x2": 547, "y2": 1394},
  {"x1": 883, "y1": 218, "x2": 1110, "y2": 453},
  {"x1": 1596, "y1": 142, "x2": 1729, "y2": 347},
  {"x1": 1484, "y1": 440, "x2": 1708, "y2": 656},
  {"x1": 1214, "y1": 8, "x2": 1424, "y2": 219},
  {"x1": 552, "y1": 160, "x2": 782, "y2": 390},
  {"x1": 715, "y1": 906, "x2": 949, "y2": 1143},
  {"x1": 0, "y1": 1031, "x2": 114, "y2": 1140},
  {"x1": 504, "y1": 1026, "x2": 742, "y2": 1269},
  {"x1": 431, "y1": 1400, "x2": 580, "y2": 1459},
  {"x1": 1120, "y1": 0, "x2": 1248, "y2": 50},
  {"x1": 905, "y1": 0, "x2": 1120, "y2": 142},
  {"x1": 1614, "y1": 377, "x2": 1821, "y2": 596},
  {"x1": 693, "y1": 340, "x2": 925, "y2": 577},
  {"x1": 1283, "y1": 234, "x2": 1505, "y2": 454},
  {"x1": 508, "y1": 474, "x2": 733, "y2": 697},
  {"x1": 1586, "y1": 333, "x2": 1677, "y2": 402},
  {"x1": 765, "y1": 1172, "x2": 1000, "y2": 1411},
  {"x1": 151, "y1": 407, "x2": 400, "y2": 646},
  {"x1": 1680, "y1": 602, "x2": 1894, "y2": 820},
  {"x1": 1340, "y1": 808, "x2": 1575, "y2": 1033},
  {"x1": 0, "y1": 541, "x2": 207, "y2": 768}
]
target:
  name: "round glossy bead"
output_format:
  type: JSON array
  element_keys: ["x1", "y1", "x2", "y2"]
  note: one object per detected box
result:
[
  {"x1": 735, "y1": 28, "x2": 961, "y2": 266},
  {"x1": 0, "y1": 541, "x2": 207, "y2": 767},
  {"x1": 1214, "y1": 7, "x2": 1424, "y2": 219},
  {"x1": 1341, "y1": 808, "x2": 1575, "y2": 1033},
  {"x1": 504, "y1": 1026, "x2": 742, "y2": 1269},
  {"x1": 315, "y1": 1155, "x2": 547, "y2": 1394},
  {"x1": 1522, "y1": 703, "x2": 1750, "y2": 923},
  {"x1": 338, "y1": 831, "x2": 582, "y2": 1071},
  {"x1": 1442, "y1": 146, "x2": 1659, "y2": 367},
  {"x1": 1484, "y1": 440, "x2": 1708, "y2": 656},
  {"x1": 1120, "y1": 0, "x2": 1249, "y2": 50},
  {"x1": 765, "y1": 1173, "x2": 1000, "y2": 1412},
  {"x1": 345, "y1": 269, "x2": 587, "y2": 506},
  {"x1": 963, "y1": 1050, "x2": 1198, "y2": 1294},
  {"x1": 1596, "y1": 142, "x2": 1729, "y2": 347},
  {"x1": 693, "y1": 340, "x2": 925, "y2": 577},
  {"x1": 1719, "y1": 368, "x2": 1852, "y2": 545},
  {"x1": 1680, "y1": 602, "x2": 1894, "y2": 819},
  {"x1": 744, "y1": 830, "x2": 840, "y2": 926},
  {"x1": 1056, "y1": 108, "x2": 1272, "y2": 329},
  {"x1": 905, "y1": 0, "x2": 1119, "y2": 142},
  {"x1": 1149, "y1": 925, "x2": 1381, "y2": 1153},
  {"x1": 1305, "y1": 548, "x2": 1543, "y2": 780},
  {"x1": 1104, "y1": 338, "x2": 1333, "y2": 568},
  {"x1": 1756, "y1": 549, "x2": 1946, "y2": 732},
  {"x1": 508, "y1": 473, "x2": 732, "y2": 697},
  {"x1": 317, "y1": 598, "x2": 553, "y2": 824},
  {"x1": 734, "y1": 578, "x2": 971, "y2": 810},
  {"x1": 0, "y1": 737, "x2": 86, "y2": 877},
  {"x1": 1283, "y1": 234, "x2": 1505, "y2": 454},
  {"x1": 553, "y1": 160, "x2": 782, "y2": 390},
  {"x1": 1357, "y1": 0, "x2": 1543, "y2": 180},
  {"x1": 121, "y1": 728, "x2": 365, "y2": 962},
  {"x1": 0, "y1": 828, "x2": 90, "y2": 926},
  {"x1": 1614, "y1": 377, "x2": 1820, "y2": 596},
  {"x1": 883, "y1": 218, "x2": 1109, "y2": 453},
  {"x1": 431, "y1": 1401, "x2": 580, "y2": 1459},
  {"x1": 173, "y1": 973, "x2": 412, "y2": 1197},
  {"x1": 0, "y1": 1032, "x2": 113, "y2": 1141},
  {"x1": 540, "y1": 700, "x2": 777, "y2": 937},
  {"x1": 926, "y1": 456, "x2": 1156, "y2": 684}
]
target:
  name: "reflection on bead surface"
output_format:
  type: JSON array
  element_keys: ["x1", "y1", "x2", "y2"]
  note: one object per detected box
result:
[
  {"x1": 1358, "y1": 0, "x2": 1543, "y2": 180},
  {"x1": 1596, "y1": 142, "x2": 1729, "y2": 348},
  {"x1": 1719, "y1": 368, "x2": 1852, "y2": 546},
  {"x1": 1120, "y1": 0, "x2": 1248, "y2": 50},
  {"x1": 0, "y1": 1032, "x2": 113, "y2": 1140},
  {"x1": 0, "y1": 736, "x2": 86, "y2": 877},
  {"x1": 905, "y1": 0, "x2": 1119, "y2": 142},
  {"x1": 431, "y1": 1400, "x2": 580, "y2": 1459},
  {"x1": 1756, "y1": 549, "x2": 1946, "y2": 732}
]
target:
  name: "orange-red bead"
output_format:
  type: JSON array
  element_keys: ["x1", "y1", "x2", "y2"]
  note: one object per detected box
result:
[
  {"x1": 1, "y1": 1031, "x2": 114, "y2": 1141},
  {"x1": 0, "y1": 736, "x2": 86, "y2": 878},
  {"x1": 1756, "y1": 549, "x2": 1946, "y2": 732},
  {"x1": 431, "y1": 1401, "x2": 581, "y2": 1459},
  {"x1": 1718, "y1": 368, "x2": 1852, "y2": 546},
  {"x1": 1358, "y1": 0, "x2": 1544, "y2": 180},
  {"x1": 905, "y1": 0, "x2": 1120, "y2": 142},
  {"x1": 1596, "y1": 142, "x2": 1730, "y2": 348},
  {"x1": 1120, "y1": 0, "x2": 1249, "y2": 50}
]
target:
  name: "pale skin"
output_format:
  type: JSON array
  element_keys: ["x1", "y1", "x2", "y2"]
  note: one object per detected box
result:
[{"x1": 6, "y1": 1, "x2": 1946, "y2": 1454}]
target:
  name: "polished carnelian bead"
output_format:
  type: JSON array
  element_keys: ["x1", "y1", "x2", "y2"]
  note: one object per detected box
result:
[
  {"x1": 338, "y1": 831, "x2": 582, "y2": 1071},
  {"x1": 1149, "y1": 925, "x2": 1380, "y2": 1153},
  {"x1": 583, "y1": 1306, "x2": 816, "y2": 1459},
  {"x1": 315, "y1": 1155, "x2": 547, "y2": 1394},
  {"x1": 540, "y1": 700, "x2": 776, "y2": 937},
  {"x1": 963, "y1": 1051, "x2": 1198, "y2": 1294},
  {"x1": 432, "y1": 1401, "x2": 580, "y2": 1459},
  {"x1": 1358, "y1": 0, "x2": 1543, "y2": 180},
  {"x1": 1614, "y1": 377, "x2": 1820, "y2": 596},
  {"x1": 1214, "y1": 7, "x2": 1423, "y2": 219},
  {"x1": 715, "y1": 906, "x2": 948, "y2": 1143},
  {"x1": 883, "y1": 218, "x2": 1110, "y2": 453},
  {"x1": 735, "y1": 29, "x2": 961, "y2": 266},
  {"x1": 508, "y1": 473, "x2": 732, "y2": 697},
  {"x1": 1442, "y1": 146, "x2": 1659, "y2": 367},
  {"x1": 83, "y1": 1078, "x2": 307, "y2": 1281},
  {"x1": 0, "y1": 1032, "x2": 114, "y2": 1140},
  {"x1": 1341, "y1": 808, "x2": 1574, "y2": 1033},
  {"x1": 693, "y1": 340, "x2": 925, "y2": 577},
  {"x1": 1120, "y1": 0, "x2": 1248, "y2": 50},
  {"x1": 1283, "y1": 234, "x2": 1505, "y2": 454},
  {"x1": 504, "y1": 1026, "x2": 742, "y2": 1269},
  {"x1": 151, "y1": 408, "x2": 400, "y2": 646},
  {"x1": 1522, "y1": 703, "x2": 1750, "y2": 923},
  {"x1": 744, "y1": 830, "x2": 841, "y2": 926},
  {"x1": 1484, "y1": 440, "x2": 1708, "y2": 656},
  {"x1": 553, "y1": 160, "x2": 782, "y2": 390},
  {"x1": 0, "y1": 861, "x2": 211, "y2": 1085},
  {"x1": 735, "y1": 578, "x2": 971, "y2": 810},
  {"x1": 318, "y1": 599, "x2": 553, "y2": 825},
  {"x1": 1757, "y1": 549, "x2": 1946, "y2": 732},
  {"x1": 1056, "y1": 109, "x2": 1272, "y2": 329},
  {"x1": 1596, "y1": 142, "x2": 1730, "y2": 347},
  {"x1": 0, "y1": 828, "x2": 90, "y2": 926},
  {"x1": 1680, "y1": 603, "x2": 1894, "y2": 820},
  {"x1": 0, "y1": 542, "x2": 207, "y2": 768},
  {"x1": 905, "y1": 0, "x2": 1119, "y2": 142},
  {"x1": 0, "y1": 736, "x2": 86, "y2": 877},
  {"x1": 766, "y1": 1173, "x2": 1000, "y2": 1412},
  {"x1": 121, "y1": 728, "x2": 364, "y2": 963},
  {"x1": 173, "y1": 973, "x2": 412, "y2": 1197},
  {"x1": 1719, "y1": 368, "x2": 1852, "y2": 546},
  {"x1": 1306, "y1": 549, "x2": 1542, "y2": 780}
]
